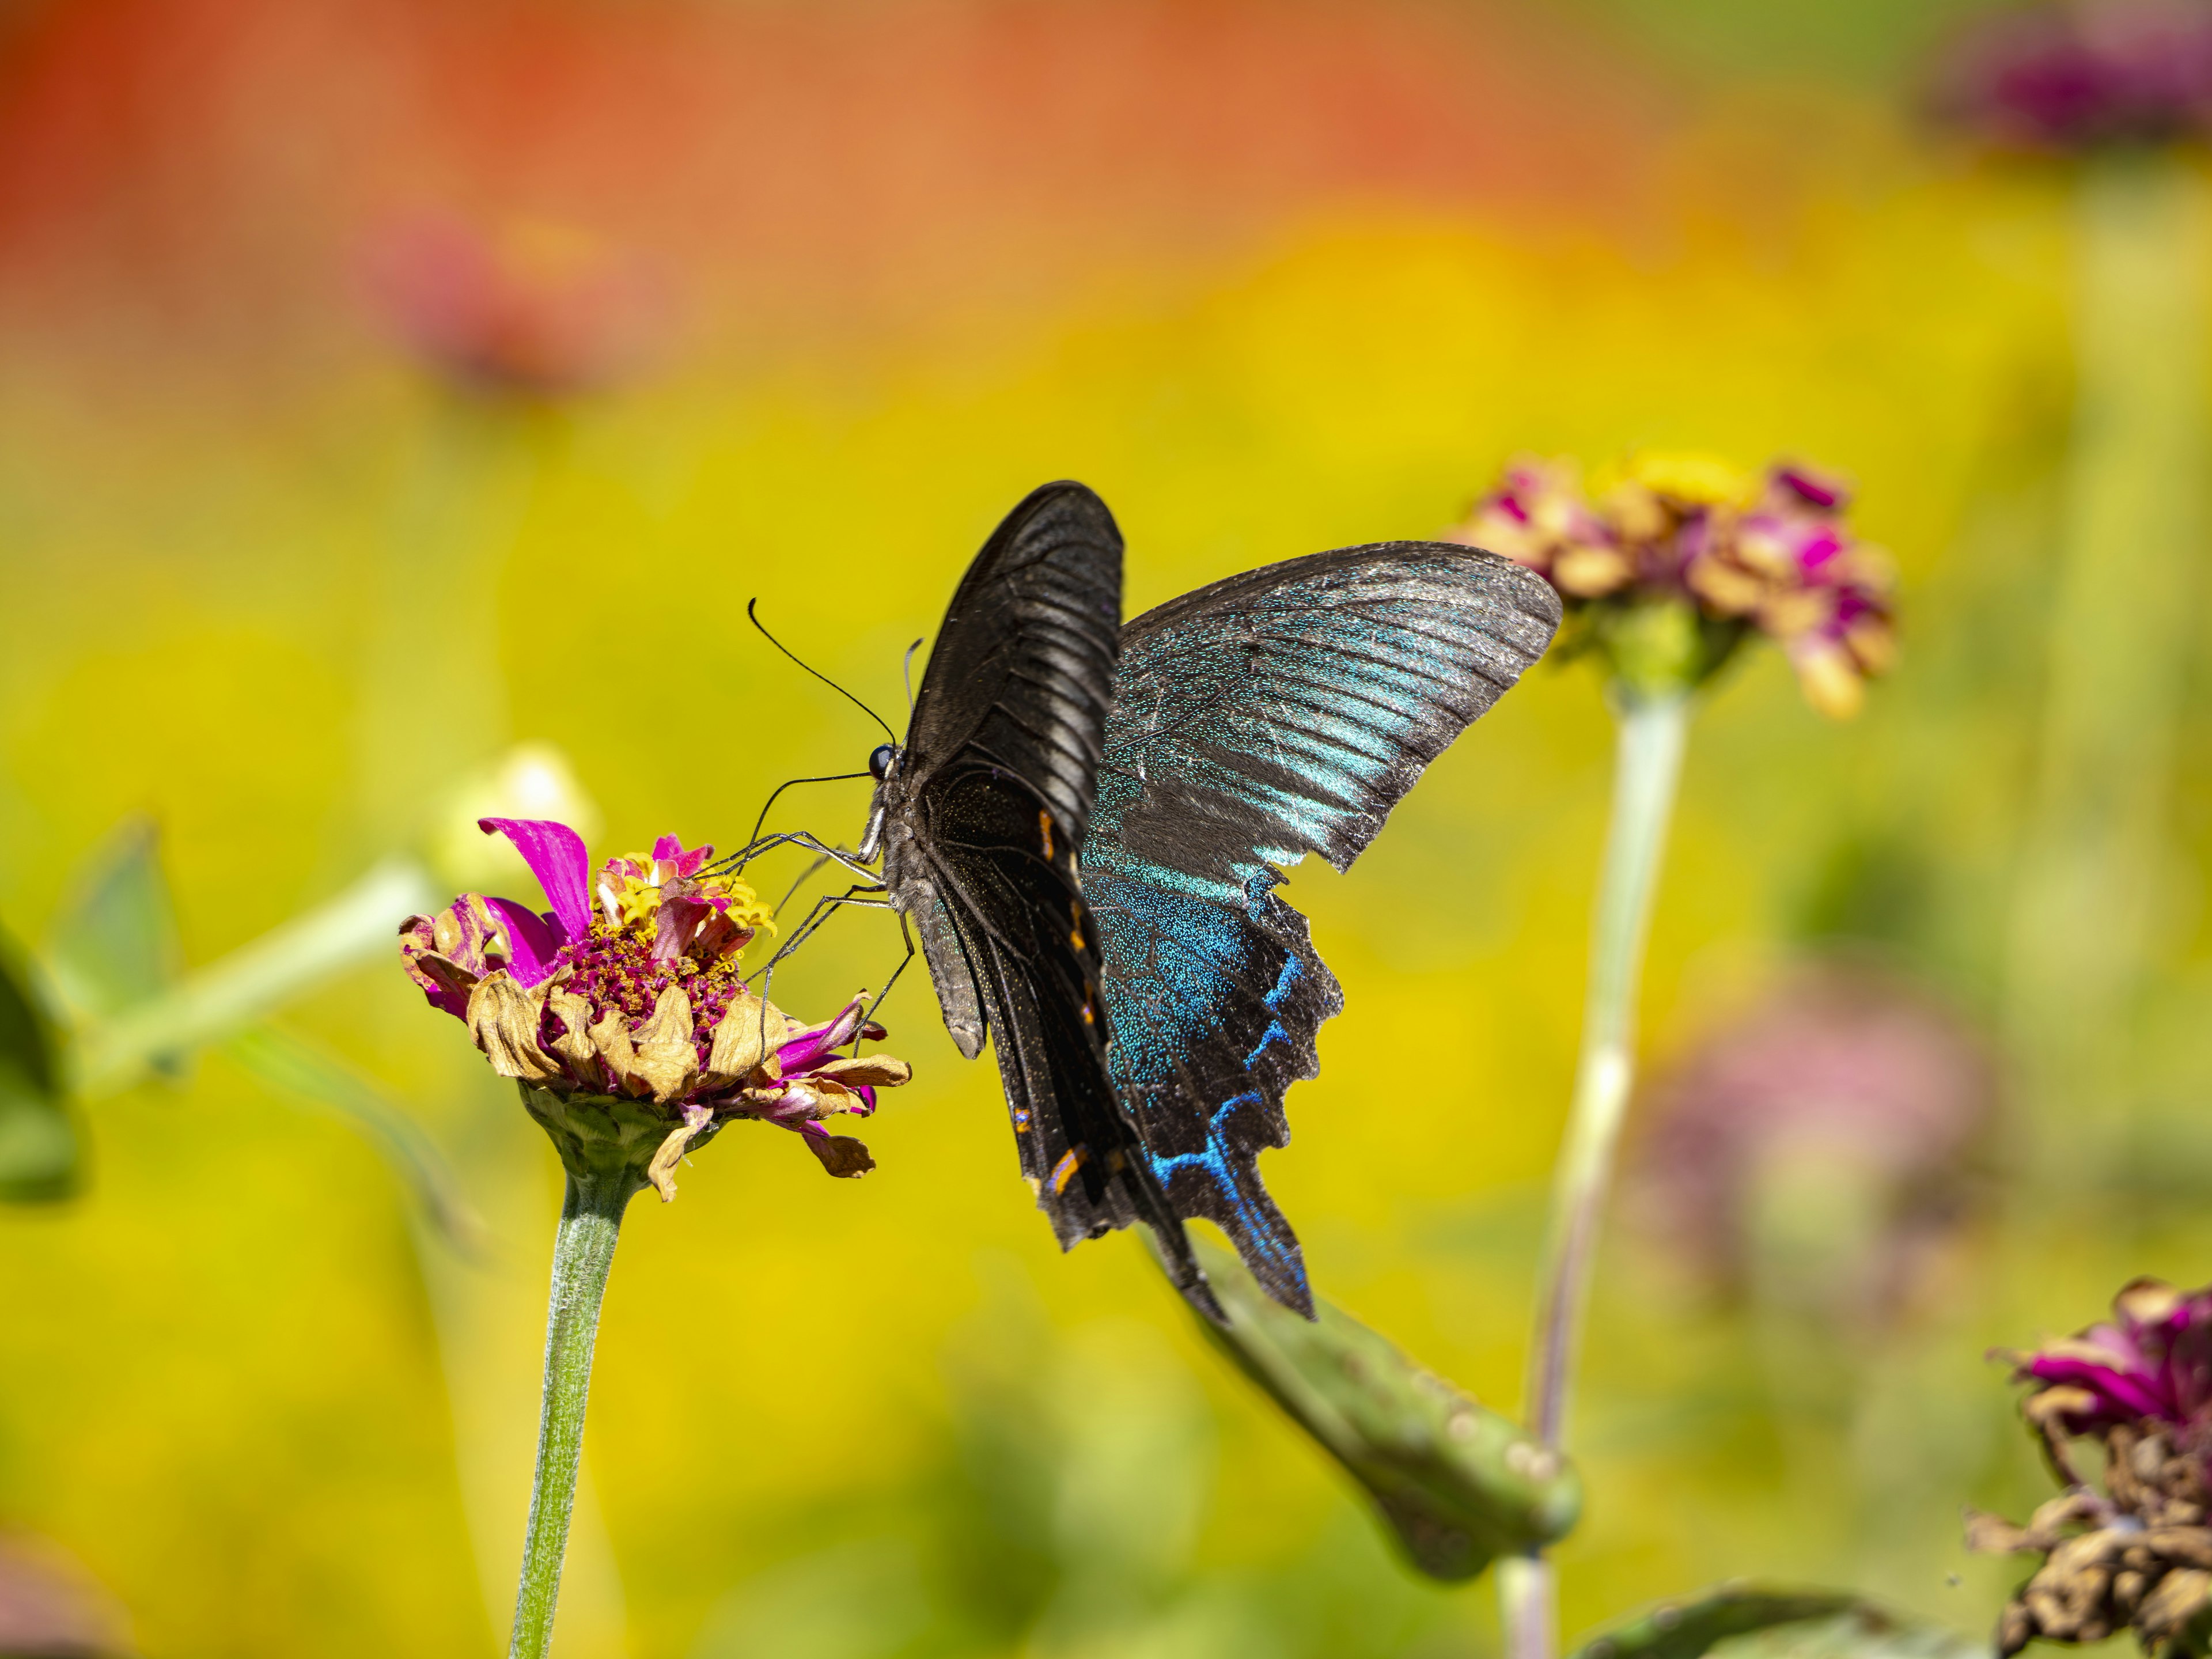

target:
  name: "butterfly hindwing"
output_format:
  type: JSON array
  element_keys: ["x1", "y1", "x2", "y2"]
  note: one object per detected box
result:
[
  {"x1": 879, "y1": 482, "x2": 1220, "y2": 1315},
  {"x1": 1088, "y1": 543, "x2": 1562, "y2": 1315}
]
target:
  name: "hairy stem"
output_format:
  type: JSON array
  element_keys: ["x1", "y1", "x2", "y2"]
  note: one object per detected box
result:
[
  {"x1": 509, "y1": 1166, "x2": 641, "y2": 1659},
  {"x1": 1505, "y1": 690, "x2": 1691, "y2": 1659}
]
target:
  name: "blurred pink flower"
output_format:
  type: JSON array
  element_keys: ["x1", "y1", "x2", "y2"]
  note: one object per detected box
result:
[
  {"x1": 1631, "y1": 964, "x2": 1994, "y2": 1322},
  {"x1": 363, "y1": 214, "x2": 666, "y2": 397},
  {"x1": 400, "y1": 817, "x2": 908, "y2": 1188},
  {"x1": 1933, "y1": 0, "x2": 2212, "y2": 151},
  {"x1": 0, "y1": 1533, "x2": 130, "y2": 1659}
]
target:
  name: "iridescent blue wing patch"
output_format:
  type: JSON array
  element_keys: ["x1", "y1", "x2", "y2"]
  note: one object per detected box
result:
[{"x1": 1087, "y1": 544, "x2": 1560, "y2": 1316}]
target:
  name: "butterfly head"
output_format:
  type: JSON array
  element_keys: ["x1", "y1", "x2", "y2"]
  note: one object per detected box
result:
[{"x1": 856, "y1": 743, "x2": 903, "y2": 862}]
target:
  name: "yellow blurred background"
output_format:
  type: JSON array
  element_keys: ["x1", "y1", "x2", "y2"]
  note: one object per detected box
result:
[{"x1": 1, "y1": 1, "x2": 2204, "y2": 1654}]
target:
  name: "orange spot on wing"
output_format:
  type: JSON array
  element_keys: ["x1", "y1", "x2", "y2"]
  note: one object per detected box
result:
[
  {"x1": 1038, "y1": 809, "x2": 1055, "y2": 862},
  {"x1": 1051, "y1": 1147, "x2": 1088, "y2": 1195}
]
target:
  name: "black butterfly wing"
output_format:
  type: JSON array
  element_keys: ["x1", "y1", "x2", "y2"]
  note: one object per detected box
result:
[
  {"x1": 880, "y1": 481, "x2": 1220, "y2": 1316},
  {"x1": 1086, "y1": 542, "x2": 1562, "y2": 1316}
]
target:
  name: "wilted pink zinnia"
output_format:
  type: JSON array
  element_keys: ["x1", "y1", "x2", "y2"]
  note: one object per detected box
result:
[
  {"x1": 2014, "y1": 1279, "x2": 2212, "y2": 1448},
  {"x1": 400, "y1": 818, "x2": 909, "y2": 1192}
]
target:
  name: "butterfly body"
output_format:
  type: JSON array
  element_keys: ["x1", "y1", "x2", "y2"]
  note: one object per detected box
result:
[
  {"x1": 858, "y1": 483, "x2": 1221, "y2": 1314},
  {"x1": 863, "y1": 483, "x2": 1560, "y2": 1320}
]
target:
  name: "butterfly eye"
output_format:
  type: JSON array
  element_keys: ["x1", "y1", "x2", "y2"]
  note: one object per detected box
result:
[{"x1": 868, "y1": 744, "x2": 898, "y2": 782}]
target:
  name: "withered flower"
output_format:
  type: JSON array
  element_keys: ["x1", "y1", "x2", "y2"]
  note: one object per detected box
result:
[
  {"x1": 1933, "y1": 0, "x2": 2212, "y2": 154},
  {"x1": 1450, "y1": 453, "x2": 1895, "y2": 713},
  {"x1": 401, "y1": 817, "x2": 910, "y2": 1192},
  {"x1": 1971, "y1": 1280, "x2": 2212, "y2": 1655}
]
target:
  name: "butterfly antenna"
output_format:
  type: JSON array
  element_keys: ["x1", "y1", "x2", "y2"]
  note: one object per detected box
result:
[
  {"x1": 901, "y1": 637, "x2": 925, "y2": 719},
  {"x1": 747, "y1": 599, "x2": 897, "y2": 745},
  {"x1": 744, "y1": 772, "x2": 871, "y2": 850}
]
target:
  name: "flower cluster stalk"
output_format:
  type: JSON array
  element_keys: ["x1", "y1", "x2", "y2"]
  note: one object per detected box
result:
[
  {"x1": 508, "y1": 1166, "x2": 641, "y2": 1659},
  {"x1": 1505, "y1": 690, "x2": 1691, "y2": 1659}
]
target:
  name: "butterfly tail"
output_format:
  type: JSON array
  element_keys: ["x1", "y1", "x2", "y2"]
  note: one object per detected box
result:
[{"x1": 1118, "y1": 1160, "x2": 1226, "y2": 1324}]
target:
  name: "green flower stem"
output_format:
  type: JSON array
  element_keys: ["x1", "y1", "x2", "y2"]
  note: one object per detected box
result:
[
  {"x1": 1505, "y1": 688, "x2": 1691, "y2": 1659},
  {"x1": 73, "y1": 856, "x2": 439, "y2": 1097},
  {"x1": 2005, "y1": 151, "x2": 2210, "y2": 1191},
  {"x1": 509, "y1": 1165, "x2": 643, "y2": 1659}
]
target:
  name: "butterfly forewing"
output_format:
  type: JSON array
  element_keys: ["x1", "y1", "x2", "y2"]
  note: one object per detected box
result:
[
  {"x1": 879, "y1": 482, "x2": 1221, "y2": 1316},
  {"x1": 1087, "y1": 543, "x2": 1562, "y2": 1315}
]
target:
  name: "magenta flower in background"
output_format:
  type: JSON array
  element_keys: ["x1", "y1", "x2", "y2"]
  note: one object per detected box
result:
[
  {"x1": 1451, "y1": 452, "x2": 1896, "y2": 713},
  {"x1": 401, "y1": 818, "x2": 910, "y2": 1189},
  {"x1": 1933, "y1": 0, "x2": 2212, "y2": 151},
  {"x1": 1631, "y1": 964, "x2": 1993, "y2": 1324},
  {"x1": 363, "y1": 213, "x2": 666, "y2": 398}
]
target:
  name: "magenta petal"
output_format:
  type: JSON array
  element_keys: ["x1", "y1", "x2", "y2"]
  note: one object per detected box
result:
[
  {"x1": 776, "y1": 1001, "x2": 865, "y2": 1074},
  {"x1": 479, "y1": 819, "x2": 592, "y2": 942},
  {"x1": 2027, "y1": 1355, "x2": 2172, "y2": 1421},
  {"x1": 652, "y1": 834, "x2": 683, "y2": 862},
  {"x1": 482, "y1": 897, "x2": 567, "y2": 987},
  {"x1": 653, "y1": 894, "x2": 713, "y2": 960}
]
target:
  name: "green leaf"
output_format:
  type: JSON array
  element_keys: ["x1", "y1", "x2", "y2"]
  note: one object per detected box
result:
[
  {"x1": 44, "y1": 816, "x2": 183, "y2": 1024},
  {"x1": 224, "y1": 1022, "x2": 485, "y2": 1253},
  {"x1": 1185, "y1": 1236, "x2": 1580, "y2": 1581},
  {"x1": 1571, "y1": 1586, "x2": 1986, "y2": 1659},
  {"x1": 0, "y1": 921, "x2": 77, "y2": 1203}
]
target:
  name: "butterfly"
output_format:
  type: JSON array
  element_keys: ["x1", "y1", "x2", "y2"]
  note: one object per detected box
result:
[{"x1": 857, "y1": 482, "x2": 1559, "y2": 1319}]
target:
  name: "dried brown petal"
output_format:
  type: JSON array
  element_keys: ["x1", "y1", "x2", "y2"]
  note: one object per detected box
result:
[
  {"x1": 2113, "y1": 1569, "x2": 2148, "y2": 1616},
  {"x1": 2141, "y1": 1529, "x2": 2212, "y2": 1571},
  {"x1": 1998, "y1": 1600, "x2": 2035, "y2": 1657},
  {"x1": 814, "y1": 1054, "x2": 913, "y2": 1088},
  {"x1": 1965, "y1": 1509, "x2": 2036, "y2": 1555},
  {"x1": 625, "y1": 984, "x2": 699, "y2": 1104},
  {"x1": 2029, "y1": 1490, "x2": 2108, "y2": 1540},
  {"x1": 588, "y1": 1008, "x2": 643, "y2": 1094},
  {"x1": 703, "y1": 985, "x2": 779, "y2": 1086},
  {"x1": 2116, "y1": 1277, "x2": 2184, "y2": 1327},
  {"x1": 413, "y1": 952, "x2": 482, "y2": 1006},
  {"x1": 465, "y1": 972, "x2": 564, "y2": 1084},
  {"x1": 1553, "y1": 545, "x2": 1633, "y2": 599},
  {"x1": 2024, "y1": 1564, "x2": 2104, "y2": 1638},
  {"x1": 2138, "y1": 1567, "x2": 2212, "y2": 1643},
  {"x1": 545, "y1": 987, "x2": 603, "y2": 1090},
  {"x1": 645, "y1": 1119, "x2": 706, "y2": 1203},
  {"x1": 806, "y1": 1133, "x2": 876, "y2": 1178},
  {"x1": 1684, "y1": 555, "x2": 1766, "y2": 616}
]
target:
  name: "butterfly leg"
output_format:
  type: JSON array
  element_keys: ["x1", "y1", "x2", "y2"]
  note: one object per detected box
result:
[
  {"x1": 751, "y1": 885, "x2": 896, "y2": 980},
  {"x1": 718, "y1": 831, "x2": 880, "y2": 885},
  {"x1": 853, "y1": 913, "x2": 920, "y2": 1053}
]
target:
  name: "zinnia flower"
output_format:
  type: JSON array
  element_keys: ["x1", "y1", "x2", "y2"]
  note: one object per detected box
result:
[
  {"x1": 1968, "y1": 1281, "x2": 2212, "y2": 1655},
  {"x1": 1631, "y1": 964, "x2": 1991, "y2": 1327},
  {"x1": 1450, "y1": 452, "x2": 1895, "y2": 713},
  {"x1": 364, "y1": 214, "x2": 665, "y2": 399},
  {"x1": 2014, "y1": 1279, "x2": 2212, "y2": 1452},
  {"x1": 1933, "y1": 0, "x2": 2212, "y2": 153},
  {"x1": 400, "y1": 817, "x2": 910, "y2": 1193}
]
